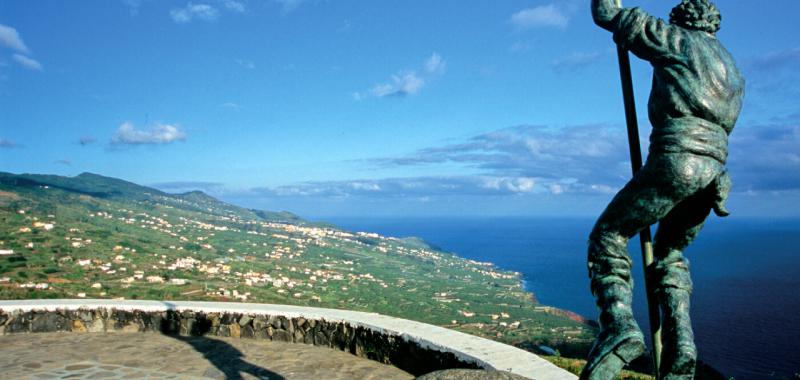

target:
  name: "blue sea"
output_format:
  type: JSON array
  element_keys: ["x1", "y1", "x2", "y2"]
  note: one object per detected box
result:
[{"x1": 322, "y1": 216, "x2": 800, "y2": 380}]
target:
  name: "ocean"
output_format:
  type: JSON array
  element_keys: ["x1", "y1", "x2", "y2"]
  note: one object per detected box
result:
[{"x1": 322, "y1": 216, "x2": 800, "y2": 380}]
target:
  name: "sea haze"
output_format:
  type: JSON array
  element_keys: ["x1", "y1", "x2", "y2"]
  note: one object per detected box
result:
[{"x1": 322, "y1": 216, "x2": 800, "y2": 380}]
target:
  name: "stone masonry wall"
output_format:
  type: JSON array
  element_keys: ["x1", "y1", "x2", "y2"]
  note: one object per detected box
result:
[{"x1": 0, "y1": 308, "x2": 479, "y2": 376}]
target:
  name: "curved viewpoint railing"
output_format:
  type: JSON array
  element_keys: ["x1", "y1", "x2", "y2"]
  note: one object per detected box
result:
[{"x1": 0, "y1": 299, "x2": 576, "y2": 380}]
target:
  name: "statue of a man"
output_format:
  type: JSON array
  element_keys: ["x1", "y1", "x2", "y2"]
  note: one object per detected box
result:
[{"x1": 583, "y1": 1, "x2": 744, "y2": 379}]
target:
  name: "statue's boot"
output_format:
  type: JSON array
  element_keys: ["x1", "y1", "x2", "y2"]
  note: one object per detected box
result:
[
  {"x1": 580, "y1": 281, "x2": 646, "y2": 380},
  {"x1": 659, "y1": 287, "x2": 696, "y2": 380}
]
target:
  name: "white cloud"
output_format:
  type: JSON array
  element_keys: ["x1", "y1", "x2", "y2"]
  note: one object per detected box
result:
[
  {"x1": 368, "y1": 84, "x2": 394, "y2": 98},
  {"x1": 395, "y1": 73, "x2": 424, "y2": 95},
  {"x1": 0, "y1": 26, "x2": 44, "y2": 72},
  {"x1": 221, "y1": 0, "x2": 246, "y2": 12},
  {"x1": 482, "y1": 177, "x2": 536, "y2": 193},
  {"x1": 0, "y1": 24, "x2": 30, "y2": 54},
  {"x1": 112, "y1": 122, "x2": 187, "y2": 145},
  {"x1": 370, "y1": 117, "x2": 800, "y2": 196},
  {"x1": 122, "y1": 0, "x2": 144, "y2": 16},
  {"x1": 357, "y1": 53, "x2": 445, "y2": 100},
  {"x1": 249, "y1": 175, "x2": 553, "y2": 200},
  {"x1": 727, "y1": 121, "x2": 800, "y2": 192},
  {"x1": 589, "y1": 184, "x2": 616, "y2": 194},
  {"x1": 370, "y1": 72, "x2": 425, "y2": 98},
  {"x1": 425, "y1": 53, "x2": 446, "y2": 74},
  {"x1": 221, "y1": 102, "x2": 242, "y2": 109},
  {"x1": 171, "y1": 3, "x2": 219, "y2": 23},
  {"x1": 511, "y1": 5, "x2": 569, "y2": 29},
  {"x1": 350, "y1": 182, "x2": 381, "y2": 192},
  {"x1": 169, "y1": 1, "x2": 244, "y2": 23},
  {"x1": 549, "y1": 183, "x2": 564, "y2": 195},
  {"x1": 12, "y1": 54, "x2": 42, "y2": 71},
  {"x1": 375, "y1": 124, "x2": 633, "y2": 194},
  {"x1": 274, "y1": 0, "x2": 307, "y2": 12}
]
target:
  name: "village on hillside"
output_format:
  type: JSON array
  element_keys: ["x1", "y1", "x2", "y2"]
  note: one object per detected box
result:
[{"x1": 0, "y1": 174, "x2": 594, "y2": 355}]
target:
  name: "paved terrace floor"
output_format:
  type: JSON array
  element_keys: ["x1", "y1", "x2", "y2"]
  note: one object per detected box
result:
[
  {"x1": 0, "y1": 332, "x2": 414, "y2": 380},
  {"x1": 0, "y1": 300, "x2": 578, "y2": 380}
]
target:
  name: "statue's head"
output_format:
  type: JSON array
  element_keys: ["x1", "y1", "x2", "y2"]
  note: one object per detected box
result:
[{"x1": 669, "y1": 0, "x2": 721, "y2": 34}]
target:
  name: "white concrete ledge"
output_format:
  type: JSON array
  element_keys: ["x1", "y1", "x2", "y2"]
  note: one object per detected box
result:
[{"x1": 0, "y1": 299, "x2": 577, "y2": 380}]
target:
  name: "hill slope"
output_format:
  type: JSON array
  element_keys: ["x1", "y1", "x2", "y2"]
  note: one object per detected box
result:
[{"x1": 0, "y1": 171, "x2": 594, "y2": 353}]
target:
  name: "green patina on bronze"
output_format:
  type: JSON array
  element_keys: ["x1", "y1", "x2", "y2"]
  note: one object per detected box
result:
[{"x1": 582, "y1": 1, "x2": 744, "y2": 379}]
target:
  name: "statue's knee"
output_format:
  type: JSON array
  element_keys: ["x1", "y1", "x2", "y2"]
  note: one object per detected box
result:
[
  {"x1": 589, "y1": 229, "x2": 627, "y2": 256},
  {"x1": 653, "y1": 259, "x2": 693, "y2": 291}
]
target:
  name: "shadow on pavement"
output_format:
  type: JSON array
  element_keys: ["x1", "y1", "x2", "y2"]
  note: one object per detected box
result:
[
  {"x1": 159, "y1": 303, "x2": 285, "y2": 380},
  {"x1": 167, "y1": 334, "x2": 286, "y2": 380}
]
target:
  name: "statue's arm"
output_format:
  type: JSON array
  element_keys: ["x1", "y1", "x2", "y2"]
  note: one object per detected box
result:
[
  {"x1": 595, "y1": 5, "x2": 683, "y2": 64},
  {"x1": 591, "y1": 0, "x2": 621, "y2": 31}
]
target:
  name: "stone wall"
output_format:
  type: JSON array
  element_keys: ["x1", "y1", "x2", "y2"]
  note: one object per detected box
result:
[
  {"x1": 0, "y1": 300, "x2": 579, "y2": 380},
  {"x1": 0, "y1": 307, "x2": 478, "y2": 376}
]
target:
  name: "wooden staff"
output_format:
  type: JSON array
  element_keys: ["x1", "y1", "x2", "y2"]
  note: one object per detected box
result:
[{"x1": 612, "y1": 0, "x2": 662, "y2": 376}]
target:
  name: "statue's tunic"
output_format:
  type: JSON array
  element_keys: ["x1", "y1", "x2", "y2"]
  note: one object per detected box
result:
[{"x1": 612, "y1": 8, "x2": 745, "y2": 164}]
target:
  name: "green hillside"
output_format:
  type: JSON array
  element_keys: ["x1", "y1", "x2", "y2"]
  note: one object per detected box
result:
[{"x1": 0, "y1": 171, "x2": 595, "y2": 355}]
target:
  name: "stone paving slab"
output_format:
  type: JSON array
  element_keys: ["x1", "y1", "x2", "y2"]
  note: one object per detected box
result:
[{"x1": 0, "y1": 332, "x2": 414, "y2": 380}]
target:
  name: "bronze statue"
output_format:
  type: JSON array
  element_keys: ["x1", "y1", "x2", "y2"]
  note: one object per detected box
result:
[{"x1": 583, "y1": 0, "x2": 744, "y2": 379}]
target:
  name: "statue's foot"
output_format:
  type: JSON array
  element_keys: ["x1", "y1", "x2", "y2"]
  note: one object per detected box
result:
[
  {"x1": 579, "y1": 330, "x2": 645, "y2": 380},
  {"x1": 659, "y1": 287, "x2": 697, "y2": 380},
  {"x1": 661, "y1": 343, "x2": 696, "y2": 380}
]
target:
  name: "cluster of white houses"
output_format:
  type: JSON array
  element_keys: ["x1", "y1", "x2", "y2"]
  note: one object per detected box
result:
[{"x1": 2, "y1": 199, "x2": 533, "y2": 333}]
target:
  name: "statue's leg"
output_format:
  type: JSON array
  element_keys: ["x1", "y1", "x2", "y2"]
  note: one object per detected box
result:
[
  {"x1": 652, "y1": 188, "x2": 714, "y2": 380},
  {"x1": 582, "y1": 159, "x2": 684, "y2": 380},
  {"x1": 581, "y1": 152, "x2": 721, "y2": 380}
]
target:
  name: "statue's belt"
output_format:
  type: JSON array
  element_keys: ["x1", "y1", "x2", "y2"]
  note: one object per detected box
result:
[
  {"x1": 648, "y1": 117, "x2": 729, "y2": 164},
  {"x1": 648, "y1": 117, "x2": 732, "y2": 216}
]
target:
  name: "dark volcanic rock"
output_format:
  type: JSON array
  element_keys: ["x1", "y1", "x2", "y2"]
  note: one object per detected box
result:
[
  {"x1": 6, "y1": 312, "x2": 32, "y2": 333},
  {"x1": 31, "y1": 312, "x2": 68, "y2": 332},
  {"x1": 241, "y1": 325, "x2": 255, "y2": 338},
  {"x1": 314, "y1": 330, "x2": 329, "y2": 346},
  {"x1": 273, "y1": 329, "x2": 292, "y2": 342}
]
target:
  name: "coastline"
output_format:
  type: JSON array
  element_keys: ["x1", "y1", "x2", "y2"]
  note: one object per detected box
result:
[
  {"x1": 331, "y1": 224, "x2": 594, "y2": 326},
  {"x1": 320, "y1": 216, "x2": 800, "y2": 379}
]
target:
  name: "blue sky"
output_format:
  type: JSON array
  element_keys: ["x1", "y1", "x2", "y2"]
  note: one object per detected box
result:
[{"x1": 1, "y1": 0, "x2": 798, "y2": 218}]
